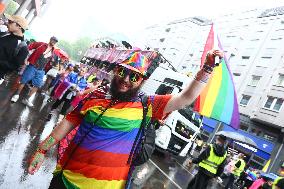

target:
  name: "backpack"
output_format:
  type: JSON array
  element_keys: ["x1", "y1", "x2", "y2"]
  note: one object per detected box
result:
[{"x1": 128, "y1": 95, "x2": 156, "y2": 166}]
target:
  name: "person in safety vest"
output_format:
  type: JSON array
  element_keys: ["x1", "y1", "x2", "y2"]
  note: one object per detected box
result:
[
  {"x1": 273, "y1": 177, "x2": 284, "y2": 189},
  {"x1": 225, "y1": 153, "x2": 246, "y2": 189},
  {"x1": 187, "y1": 134, "x2": 228, "y2": 189}
]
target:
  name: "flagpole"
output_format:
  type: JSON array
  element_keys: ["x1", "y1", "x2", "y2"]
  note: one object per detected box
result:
[
  {"x1": 209, "y1": 121, "x2": 222, "y2": 144},
  {"x1": 213, "y1": 23, "x2": 221, "y2": 66}
]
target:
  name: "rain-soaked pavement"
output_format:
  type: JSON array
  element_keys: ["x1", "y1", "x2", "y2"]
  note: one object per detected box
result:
[{"x1": 0, "y1": 77, "x2": 223, "y2": 189}]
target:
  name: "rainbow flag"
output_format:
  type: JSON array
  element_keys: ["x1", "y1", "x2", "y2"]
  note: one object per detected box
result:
[{"x1": 194, "y1": 25, "x2": 240, "y2": 129}]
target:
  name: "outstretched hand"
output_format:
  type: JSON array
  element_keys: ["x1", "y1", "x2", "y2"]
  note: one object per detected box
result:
[{"x1": 28, "y1": 151, "x2": 45, "y2": 175}]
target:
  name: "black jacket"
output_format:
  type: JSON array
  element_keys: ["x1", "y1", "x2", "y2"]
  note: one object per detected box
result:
[
  {"x1": 0, "y1": 33, "x2": 29, "y2": 75},
  {"x1": 192, "y1": 143, "x2": 227, "y2": 178}
]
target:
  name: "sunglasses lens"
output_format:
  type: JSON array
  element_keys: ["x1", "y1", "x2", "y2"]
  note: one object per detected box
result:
[
  {"x1": 117, "y1": 67, "x2": 142, "y2": 83},
  {"x1": 130, "y1": 73, "x2": 142, "y2": 83},
  {"x1": 117, "y1": 67, "x2": 126, "y2": 78}
]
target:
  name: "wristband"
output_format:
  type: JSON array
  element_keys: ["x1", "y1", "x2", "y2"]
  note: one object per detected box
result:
[
  {"x1": 194, "y1": 69, "x2": 211, "y2": 83},
  {"x1": 202, "y1": 64, "x2": 214, "y2": 74},
  {"x1": 39, "y1": 134, "x2": 59, "y2": 151}
]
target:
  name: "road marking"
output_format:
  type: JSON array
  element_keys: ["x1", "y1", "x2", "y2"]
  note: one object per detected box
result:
[{"x1": 149, "y1": 159, "x2": 182, "y2": 189}]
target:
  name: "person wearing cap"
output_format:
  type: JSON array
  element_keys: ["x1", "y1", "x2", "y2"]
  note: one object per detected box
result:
[
  {"x1": 11, "y1": 36, "x2": 59, "y2": 107},
  {"x1": 28, "y1": 49, "x2": 223, "y2": 189},
  {"x1": 0, "y1": 14, "x2": 29, "y2": 85},
  {"x1": 187, "y1": 134, "x2": 228, "y2": 189}
]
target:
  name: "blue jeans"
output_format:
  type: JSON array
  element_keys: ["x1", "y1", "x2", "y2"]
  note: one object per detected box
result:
[{"x1": 20, "y1": 65, "x2": 45, "y2": 88}]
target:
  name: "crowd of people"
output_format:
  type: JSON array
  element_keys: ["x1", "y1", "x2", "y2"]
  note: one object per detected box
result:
[
  {"x1": 188, "y1": 135, "x2": 284, "y2": 189},
  {"x1": 1, "y1": 13, "x2": 284, "y2": 189}
]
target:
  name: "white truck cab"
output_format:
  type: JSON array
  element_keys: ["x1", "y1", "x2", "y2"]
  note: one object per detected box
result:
[{"x1": 155, "y1": 111, "x2": 201, "y2": 157}]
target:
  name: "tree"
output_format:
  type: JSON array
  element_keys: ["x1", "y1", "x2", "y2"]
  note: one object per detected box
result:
[
  {"x1": 4, "y1": 0, "x2": 19, "y2": 15},
  {"x1": 57, "y1": 37, "x2": 93, "y2": 62}
]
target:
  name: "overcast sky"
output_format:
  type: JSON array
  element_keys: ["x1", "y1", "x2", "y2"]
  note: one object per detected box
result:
[{"x1": 31, "y1": 0, "x2": 284, "y2": 42}]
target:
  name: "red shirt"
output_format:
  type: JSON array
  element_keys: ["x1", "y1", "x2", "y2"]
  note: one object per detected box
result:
[{"x1": 27, "y1": 42, "x2": 53, "y2": 65}]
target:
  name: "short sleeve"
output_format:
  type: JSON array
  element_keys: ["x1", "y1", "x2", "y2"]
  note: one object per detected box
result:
[
  {"x1": 65, "y1": 107, "x2": 84, "y2": 126},
  {"x1": 150, "y1": 95, "x2": 173, "y2": 120}
]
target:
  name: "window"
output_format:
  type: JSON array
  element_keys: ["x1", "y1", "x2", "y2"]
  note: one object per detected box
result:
[
  {"x1": 248, "y1": 75, "x2": 261, "y2": 87},
  {"x1": 252, "y1": 155, "x2": 265, "y2": 164},
  {"x1": 264, "y1": 96, "x2": 284, "y2": 111},
  {"x1": 271, "y1": 37, "x2": 282, "y2": 40},
  {"x1": 240, "y1": 125, "x2": 249, "y2": 131},
  {"x1": 276, "y1": 74, "x2": 284, "y2": 86},
  {"x1": 155, "y1": 84, "x2": 174, "y2": 95},
  {"x1": 274, "y1": 99, "x2": 284, "y2": 111},
  {"x1": 263, "y1": 133, "x2": 276, "y2": 142},
  {"x1": 264, "y1": 48, "x2": 276, "y2": 56},
  {"x1": 240, "y1": 56, "x2": 250, "y2": 65},
  {"x1": 259, "y1": 57, "x2": 272, "y2": 65},
  {"x1": 165, "y1": 28, "x2": 171, "y2": 32},
  {"x1": 233, "y1": 73, "x2": 241, "y2": 76},
  {"x1": 175, "y1": 120, "x2": 196, "y2": 139},
  {"x1": 264, "y1": 97, "x2": 274, "y2": 109},
  {"x1": 240, "y1": 95, "x2": 251, "y2": 106},
  {"x1": 160, "y1": 38, "x2": 165, "y2": 42}
]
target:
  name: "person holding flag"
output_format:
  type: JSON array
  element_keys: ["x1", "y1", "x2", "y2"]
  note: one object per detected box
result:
[{"x1": 27, "y1": 49, "x2": 223, "y2": 189}]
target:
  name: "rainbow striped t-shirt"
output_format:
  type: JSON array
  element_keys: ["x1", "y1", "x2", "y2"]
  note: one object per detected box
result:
[{"x1": 55, "y1": 95, "x2": 172, "y2": 189}]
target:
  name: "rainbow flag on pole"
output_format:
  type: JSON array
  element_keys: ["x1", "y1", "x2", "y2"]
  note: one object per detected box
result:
[{"x1": 194, "y1": 24, "x2": 240, "y2": 129}]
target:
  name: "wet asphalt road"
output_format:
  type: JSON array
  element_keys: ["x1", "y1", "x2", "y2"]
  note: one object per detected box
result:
[{"x1": 0, "y1": 78, "x2": 222, "y2": 189}]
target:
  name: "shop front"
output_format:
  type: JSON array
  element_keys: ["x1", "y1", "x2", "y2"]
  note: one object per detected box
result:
[{"x1": 223, "y1": 125, "x2": 275, "y2": 170}]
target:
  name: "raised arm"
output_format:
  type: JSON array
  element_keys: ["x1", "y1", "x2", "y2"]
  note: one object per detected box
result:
[
  {"x1": 164, "y1": 50, "x2": 223, "y2": 114},
  {"x1": 28, "y1": 119, "x2": 76, "y2": 174}
]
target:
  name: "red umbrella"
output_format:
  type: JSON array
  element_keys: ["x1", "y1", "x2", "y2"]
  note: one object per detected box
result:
[{"x1": 54, "y1": 48, "x2": 69, "y2": 61}]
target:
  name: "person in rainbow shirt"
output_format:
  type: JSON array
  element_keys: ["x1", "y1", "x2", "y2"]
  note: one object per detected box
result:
[{"x1": 27, "y1": 49, "x2": 223, "y2": 189}]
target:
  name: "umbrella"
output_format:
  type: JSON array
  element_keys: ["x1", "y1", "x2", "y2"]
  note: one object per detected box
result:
[
  {"x1": 216, "y1": 131, "x2": 257, "y2": 147},
  {"x1": 260, "y1": 173, "x2": 278, "y2": 181},
  {"x1": 54, "y1": 49, "x2": 69, "y2": 61}
]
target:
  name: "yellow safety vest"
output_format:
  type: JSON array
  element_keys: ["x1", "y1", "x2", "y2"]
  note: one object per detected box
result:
[
  {"x1": 232, "y1": 159, "x2": 246, "y2": 177},
  {"x1": 199, "y1": 144, "x2": 227, "y2": 175},
  {"x1": 273, "y1": 177, "x2": 283, "y2": 189}
]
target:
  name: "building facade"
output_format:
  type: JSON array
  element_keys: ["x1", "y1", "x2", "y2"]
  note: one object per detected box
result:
[
  {"x1": 1, "y1": 0, "x2": 49, "y2": 25},
  {"x1": 141, "y1": 7, "x2": 284, "y2": 174}
]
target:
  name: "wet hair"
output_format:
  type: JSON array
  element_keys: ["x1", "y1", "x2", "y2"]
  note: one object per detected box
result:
[
  {"x1": 73, "y1": 65, "x2": 80, "y2": 73},
  {"x1": 217, "y1": 135, "x2": 227, "y2": 143}
]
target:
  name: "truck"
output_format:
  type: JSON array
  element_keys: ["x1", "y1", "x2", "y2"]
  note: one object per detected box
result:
[{"x1": 142, "y1": 65, "x2": 201, "y2": 157}]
